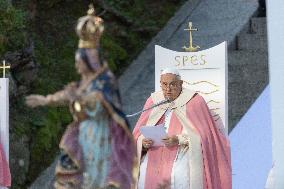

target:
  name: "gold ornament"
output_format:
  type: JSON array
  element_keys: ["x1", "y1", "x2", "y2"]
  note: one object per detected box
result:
[
  {"x1": 182, "y1": 22, "x2": 200, "y2": 52},
  {"x1": 0, "y1": 60, "x2": 11, "y2": 78},
  {"x1": 76, "y1": 4, "x2": 104, "y2": 48},
  {"x1": 74, "y1": 101, "x2": 82, "y2": 112}
]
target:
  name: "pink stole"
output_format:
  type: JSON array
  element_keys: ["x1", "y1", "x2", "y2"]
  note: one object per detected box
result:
[
  {"x1": 187, "y1": 95, "x2": 231, "y2": 189},
  {"x1": 144, "y1": 113, "x2": 183, "y2": 189}
]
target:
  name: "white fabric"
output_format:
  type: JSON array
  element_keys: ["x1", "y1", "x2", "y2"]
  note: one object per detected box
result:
[
  {"x1": 0, "y1": 79, "x2": 9, "y2": 160},
  {"x1": 171, "y1": 149, "x2": 190, "y2": 189},
  {"x1": 138, "y1": 109, "x2": 190, "y2": 189},
  {"x1": 138, "y1": 155, "x2": 148, "y2": 189},
  {"x1": 164, "y1": 109, "x2": 172, "y2": 132},
  {"x1": 138, "y1": 149, "x2": 190, "y2": 189},
  {"x1": 0, "y1": 79, "x2": 9, "y2": 189}
]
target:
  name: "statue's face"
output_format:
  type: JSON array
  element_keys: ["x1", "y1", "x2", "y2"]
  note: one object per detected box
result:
[
  {"x1": 94, "y1": 17, "x2": 104, "y2": 30},
  {"x1": 75, "y1": 53, "x2": 89, "y2": 75},
  {"x1": 160, "y1": 73, "x2": 183, "y2": 101}
]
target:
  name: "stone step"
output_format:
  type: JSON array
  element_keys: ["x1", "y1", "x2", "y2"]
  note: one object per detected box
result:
[
  {"x1": 228, "y1": 78, "x2": 268, "y2": 99},
  {"x1": 237, "y1": 33, "x2": 268, "y2": 51},
  {"x1": 237, "y1": 21, "x2": 252, "y2": 36},
  {"x1": 227, "y1": 49, "x2": 268, "y2": 130},
  {"x1": 229, "y1": 80, "x2": 268, "y2": 100},
  {"x1": 250, "y1": 17, "x2": 267, "y2": 35},
  {"x1": 228, "y1": 63, "x2": 268, "y2": 83},
  {"x1": 228, "y1": 50, "x2": 268, "y2": 65},
  {"x1": 228, "y1": 80, "x2": 268, "y2": 130},
  {"x1": 229, "y1": 16, "x2": 267, "y2": 50},
  {"x1": 28, "y1": 160, "x2": 57, "y2": 189}
]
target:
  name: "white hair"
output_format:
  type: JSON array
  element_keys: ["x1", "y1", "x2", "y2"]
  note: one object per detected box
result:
[{"x1": 160, "y1": 68, "x2": 181, "y2": 80}]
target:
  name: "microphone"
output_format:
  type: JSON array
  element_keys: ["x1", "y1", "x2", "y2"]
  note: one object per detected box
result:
[{"x1": 126, "y1": 98, "x2": 170, "y2": 118}]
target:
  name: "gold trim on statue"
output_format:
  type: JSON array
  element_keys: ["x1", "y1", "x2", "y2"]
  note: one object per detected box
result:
[{"x1": 78, "y1": 40, "x2": 97, "y2": 48}]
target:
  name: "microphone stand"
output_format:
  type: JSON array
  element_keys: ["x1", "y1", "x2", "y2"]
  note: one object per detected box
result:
[{"x1": 126, "y1": 99, "x2": 170, "y2": 118}]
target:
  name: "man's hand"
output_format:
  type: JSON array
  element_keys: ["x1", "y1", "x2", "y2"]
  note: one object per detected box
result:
[
  {"x1": 142, "y1": 138, "x2": 154, "y2": 149},
  {"x1": 162, "y1": 135, "x2": 179, "y2": 147}
]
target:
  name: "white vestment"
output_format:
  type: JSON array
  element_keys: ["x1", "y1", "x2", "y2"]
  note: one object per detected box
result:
[{"x1": 138, "y1": 109, "x2": 190, "y2": 189}]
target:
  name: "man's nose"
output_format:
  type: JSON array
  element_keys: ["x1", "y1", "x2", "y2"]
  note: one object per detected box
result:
[{"x1": 166, "y1": 87, "x2": 171, "y2": 92}]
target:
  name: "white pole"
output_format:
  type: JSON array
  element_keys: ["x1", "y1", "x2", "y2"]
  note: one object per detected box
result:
[{"x1": 267, "y1": 1, "x2": 284, "y2": 188}]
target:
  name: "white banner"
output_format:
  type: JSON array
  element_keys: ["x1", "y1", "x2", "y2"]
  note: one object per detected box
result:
[
  {"x1": 155, "y1": 42, "x2": 228, "y2": 133},
  {"x1": 0, "y1": 78, "x2": 9, "y2": 161}
]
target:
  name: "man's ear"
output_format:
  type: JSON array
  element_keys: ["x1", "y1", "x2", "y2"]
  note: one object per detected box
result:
[{"x1": 180, "y1": 80, "x2": 183, "y2": 86}]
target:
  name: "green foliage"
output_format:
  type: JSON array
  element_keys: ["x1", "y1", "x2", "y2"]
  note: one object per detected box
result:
[
  {"x1": 37, "y1": 0, "x2": 64, "y2": 8},
  {"x1": 19, "y1": 2, "x2": 83, "y2": 183},
  {"x1": 101, "y1": 0, "x2": 182, "y2": 30},
  {"x1": 0, "y1": 0, "x2": 27, "y2": 56},
  {"x1": 101, "y1": 34, "x2": 128, "y2": 72},
  {"x1": 31, "y1": 107, "x2": 70, "y2": 150},
  {"x1": 28, "y1": 106, "x2": 71, "y2": 181}
]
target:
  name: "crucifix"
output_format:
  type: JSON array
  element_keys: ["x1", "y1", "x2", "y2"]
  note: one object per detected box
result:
[
  {"x1": 0, "y1": 60, "x2": 11, "y2": 78},
  {"x1": 182, "y1": 22, "x2": 200, "y2": 52}
]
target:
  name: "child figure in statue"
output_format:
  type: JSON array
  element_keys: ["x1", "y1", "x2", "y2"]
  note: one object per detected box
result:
[{"x1": 26, "y1": 5, "x2": 137, "y2": 189}]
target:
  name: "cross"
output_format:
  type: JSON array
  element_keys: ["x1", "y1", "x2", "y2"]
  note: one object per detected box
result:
[
  {"x1": 87, "y1": 4, "x2": 95, "y2": 15},
  {"x1": 182, "y1": 22, "x2": 200, "y2": 52},
  {"x1": 0, "y1": 60, "x2": 11, "y2": 78}
]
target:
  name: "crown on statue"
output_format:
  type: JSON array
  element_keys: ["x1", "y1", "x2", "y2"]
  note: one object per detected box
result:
[{"x1": 76, "y1": 4, "x2": 104, "y2": 48}]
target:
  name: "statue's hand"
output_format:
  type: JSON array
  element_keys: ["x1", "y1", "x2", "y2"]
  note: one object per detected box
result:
[{"x1": 26, "y1": 95, "x2": 48, "y2": 108}]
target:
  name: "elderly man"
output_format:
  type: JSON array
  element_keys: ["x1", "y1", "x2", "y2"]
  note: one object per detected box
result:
[{"x1": 133, "y1": 68, "x2": 231, "y2": 189}]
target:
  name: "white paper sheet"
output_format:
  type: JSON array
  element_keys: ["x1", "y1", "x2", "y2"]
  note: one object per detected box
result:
[{"x1": 139, "y1": 124, "x2": 167, "y2": 146}]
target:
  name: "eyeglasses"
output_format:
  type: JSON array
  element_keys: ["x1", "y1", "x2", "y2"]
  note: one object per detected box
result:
[{"x1": 160, "y1": 81, "x2": 181, "y2": 89}]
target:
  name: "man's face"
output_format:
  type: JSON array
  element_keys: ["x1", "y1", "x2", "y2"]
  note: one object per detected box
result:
[{"x1": 160, "y1": 73, "x2": 183, "y2": 101}]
